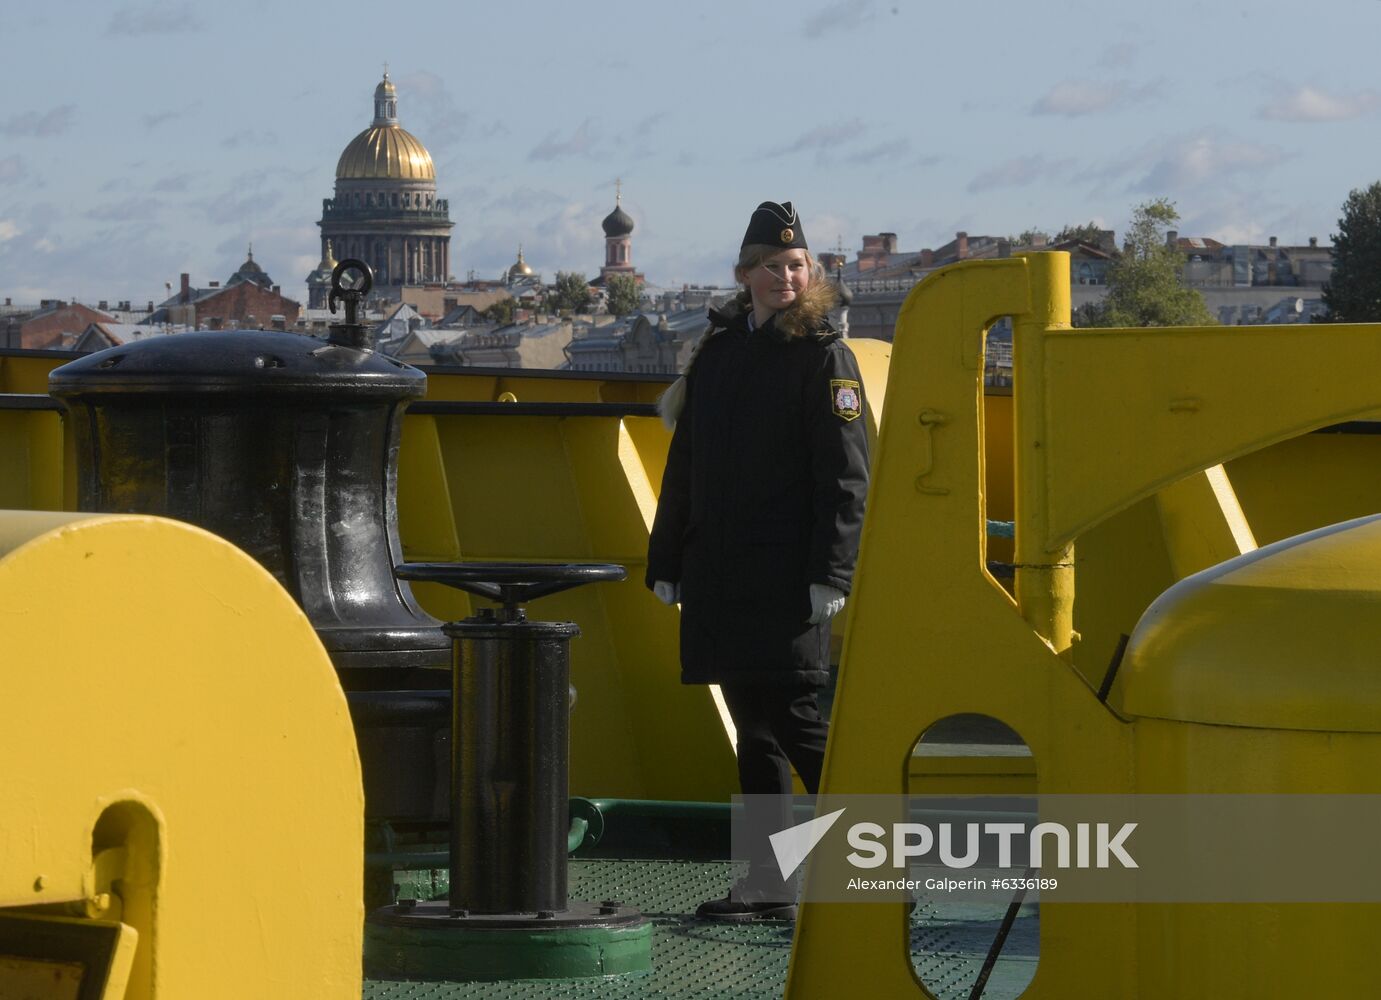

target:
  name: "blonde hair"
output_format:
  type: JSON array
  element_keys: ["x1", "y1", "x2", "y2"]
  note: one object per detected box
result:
[{"x1": 657, "y1": 245, "x2": 839, "y2": 428}]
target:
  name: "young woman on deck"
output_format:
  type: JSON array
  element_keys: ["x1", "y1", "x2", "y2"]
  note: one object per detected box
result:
[{"x1": 646, "y1": 200, "x2": 870, "y2": 921}]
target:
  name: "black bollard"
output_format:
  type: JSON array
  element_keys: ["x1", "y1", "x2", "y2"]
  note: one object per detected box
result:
[
  {"x1": 50, "y1": 260, "x2": 453, "y2": 825},
  {"x1": 366, "y1": 562, "x2": 652, "y2": 981}
]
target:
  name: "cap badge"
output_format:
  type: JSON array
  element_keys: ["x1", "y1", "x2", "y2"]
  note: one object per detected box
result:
[{"x1": 780, "y1": 227, "x2": 794, "y2": 245}]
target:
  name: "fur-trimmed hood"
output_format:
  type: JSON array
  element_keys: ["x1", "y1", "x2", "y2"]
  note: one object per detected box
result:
[{"x1": 656, "y1": 282, "x2": 839, "y2": 429}]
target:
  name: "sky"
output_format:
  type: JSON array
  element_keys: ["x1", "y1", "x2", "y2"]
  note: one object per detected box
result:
[{"x1": 3, "y1": 0, "x2": 1381, "y2": 307}]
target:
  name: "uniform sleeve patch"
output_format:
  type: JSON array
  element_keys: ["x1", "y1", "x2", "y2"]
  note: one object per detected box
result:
[{"x1": 830, "y1": 379, "x2": 863, "y2": 422}]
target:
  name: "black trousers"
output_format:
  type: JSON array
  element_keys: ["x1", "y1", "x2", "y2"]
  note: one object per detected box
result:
[
  {"x1": 719, "y1": 682, "x2": 830, "y2": 894},
  {"x1": 719, "y1": 682, "x2": 829, "y2": 796}
]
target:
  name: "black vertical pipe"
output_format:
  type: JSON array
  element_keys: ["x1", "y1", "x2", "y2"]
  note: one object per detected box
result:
[{"x1": 447, "y1": 615, "x2": 578, "y2": 915}]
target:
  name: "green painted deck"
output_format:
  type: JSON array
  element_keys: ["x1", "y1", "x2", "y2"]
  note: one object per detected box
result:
[{"x1": 364, "y1": 859, "x2": 1037, "y2": 999}]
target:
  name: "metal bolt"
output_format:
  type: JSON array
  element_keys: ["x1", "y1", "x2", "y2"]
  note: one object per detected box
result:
[
  {"x1": 602, "y1": 899, "x2": 622, "y2": 908},
  {"x1": 536, "y1": 909, "x2": 556, "y2": 920}
]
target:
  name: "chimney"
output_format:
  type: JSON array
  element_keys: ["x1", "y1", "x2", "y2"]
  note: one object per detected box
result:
[
  {"x1": 3, "y1": 298, "x2": 9, "y2": 306},
  {"x1": 955, "y1": 232, "x2": 969, "y2": 260},
  {"x1": 997, "y1": 239, "x2": 1012, "y2": 259},
  {"x1": 1269, "y1": 236, "x2": 1278, "y2": 248},
  {"x1": 920, "y1": 249, "x2": 935, "y2": 267},
  {"x1": 98, "y1": 300, "x2": 108, "y2": 311},
  {"x1": 881, "y1": 232, "x2": 898, "y2": 254},
  {"x1": 1166, "y1": 230, "x2": 1179, "y2": 249},
  {"x1": 146, "y1": 301, "x2": 154, "y2": 312},
  {"x1": 180, "y1": 273, "x2": 191, "y2": 304},
  {"x1": 1309, "y1": 237, "x2": 1318, "y2": 247},
  {"x1": 272, "y1": 284, "x2": 280, "y2": 294},
  {"x1": 208, "y1": 281, "x2": 220, "y2": 288}
]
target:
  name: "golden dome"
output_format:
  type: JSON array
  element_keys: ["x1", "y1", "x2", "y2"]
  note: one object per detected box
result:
[
  {"x1": 375, "y1": 74, "x2": 397, "y2": 98},
  {"x1": 335, "y1": 124, "x2": 435, "y2": 181},
  {"x1": 510, "y1": 246, "x2": 533, "y2": 277}
]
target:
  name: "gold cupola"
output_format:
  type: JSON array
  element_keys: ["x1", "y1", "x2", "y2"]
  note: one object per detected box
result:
[{"x1": 335, "y1": 71, "x2": 436, "y2": 182}]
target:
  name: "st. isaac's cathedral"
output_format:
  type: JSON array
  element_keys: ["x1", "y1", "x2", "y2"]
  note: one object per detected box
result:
[
  {"x1": 308, "y1": 72, "x2": 640, "y2": 309},
  {"x1": 313, "y1": 73, "x2": 453, "y2": 303}
]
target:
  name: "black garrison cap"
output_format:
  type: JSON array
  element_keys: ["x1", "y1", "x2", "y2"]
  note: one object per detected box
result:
[{"x1": 741, "y1": 201, "x2": 808, "y2": 250}]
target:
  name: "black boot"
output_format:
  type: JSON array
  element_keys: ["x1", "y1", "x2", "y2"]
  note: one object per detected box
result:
[{"x1": 695, "y1": 875, "x2": 797, "y2": 922}]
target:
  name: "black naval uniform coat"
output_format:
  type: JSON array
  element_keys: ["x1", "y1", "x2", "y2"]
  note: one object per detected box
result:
[{"x1": 646, "y1": 303, "x2": 870, "y2": 687}]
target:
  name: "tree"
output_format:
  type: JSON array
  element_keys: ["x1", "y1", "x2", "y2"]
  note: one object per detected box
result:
[
  {"x1": 552, "y1": 271, "x2": 592, "y2": 314},
  {"x1": 1321, "y1": 181, "x2": 1381, "y2": 322},
  {"x1": 483, "y1": 296, "x2": 515, "y2": 325},
  {"x1": 606, "y1": 273, "x2": 641, "y2": 317},
  {"x1": 1054, "y1": 221, "x2": 1104, "y2": 245},
  {"x1": 1095, "y1": 198, "x2": 1215, "y2": 328}
]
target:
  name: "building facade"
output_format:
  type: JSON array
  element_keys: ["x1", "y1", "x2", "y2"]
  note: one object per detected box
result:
[
  {"x1": 317, "y1": 73, "x2": 453, "y2": 296},
  {"x1": 149, "y1": 250, "x2": 301, "y2": 330}
]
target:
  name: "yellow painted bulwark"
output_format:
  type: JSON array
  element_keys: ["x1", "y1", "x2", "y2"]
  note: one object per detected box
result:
[
  {"x1": 789, "y1": 258, "x2": 1139, "y2": 999},
  {"x1": 1120, "y1": 513, "x2": 1381, "y2": 732},
  {"x1": 0, "y1": 511, "x2": 362, "y2": 998},
  {"x1": 395, "y1": 395, "x2": 739, "y2": 801},
  {"x1": 790, "y1": 253, "x2": 1381, "y2": 998}
]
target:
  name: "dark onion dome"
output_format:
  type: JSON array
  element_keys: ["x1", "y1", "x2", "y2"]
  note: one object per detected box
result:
[
  {"x1": 602, "y1": 199, "x2": 635, "y2": 238},
  {"x1": 230, "y1": 247, "x2": 272, "y2": 288}
]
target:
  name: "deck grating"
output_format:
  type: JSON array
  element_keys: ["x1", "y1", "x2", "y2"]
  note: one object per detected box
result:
[{"x1": 365, "y1": 859, "x2": 1036, "y2": 999}]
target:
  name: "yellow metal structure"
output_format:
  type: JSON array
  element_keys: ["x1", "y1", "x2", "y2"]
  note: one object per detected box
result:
[
  {"x1": 0, "y1": 511, "x2": 363, "y2": 998},
  {"x1": 395, "y1": 373, "x2": 740, "y2": 801},
  {"x1": 789, "y1": 252, "x2": 1381, "y2": 998},
  {"x1": 393, "y1": 356, "x2": 895, "y2": 802},
  {"x1": 10, "y1": 338, "x2": 1378, "y2": 807}
]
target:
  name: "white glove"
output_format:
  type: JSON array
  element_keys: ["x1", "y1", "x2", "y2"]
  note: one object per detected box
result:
[
  {"x1": 653, "y1": 580, "x2": 681, "y2": 605},
  {"x1": 808, "y1": 583, "x2": 846, "y2": 625}
]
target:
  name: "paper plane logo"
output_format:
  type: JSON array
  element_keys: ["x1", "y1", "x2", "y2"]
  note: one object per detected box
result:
[{"x1": 769, "y1": 807, "x2": 847, "y2": 881}]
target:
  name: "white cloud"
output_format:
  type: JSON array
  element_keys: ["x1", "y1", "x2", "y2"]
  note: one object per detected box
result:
[
  {"x1": 0, "y1": 156, "x2": 24, "y2": 184},
  {"x1": 0, "y1": 105, "x2": 75, "y2": 138},
  {"x1": 106, "y1": 2, "x2": 203, "y2": 36},
  {"x1": 528, "y1": 120, "x2": 597, "y2": 162},
  {"x1": 1134, "y1": 135, "x2": 1286, "y2": 192},
  {"x1": 1083, "y1": 132, "x2": 1289, "y2": 194},
  {"x1": 1097, "y1": 41, "x2": 1139, "y2": 70},
  {"x1": 0, "y1": 220, "x2": 19, "y2": 242},
  {"x1": 801, "y1": 0, "x2": 876, "y2": 39},
  {"x1": 968, "y1": 155, "x2": 1073, "y2": 194},
  {"x1": 844, "y1": 139, "x2": 911, "y2": 165},
  {"x1": 1259, "y1": 85, "x2": 1381, "y2": 123},
  {"x1": 1031, "y1": 79, "x2": 1161, "y2": 117},
  {"x1": 766, "y1": 119, "x2": 867, "y2": 158}
]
